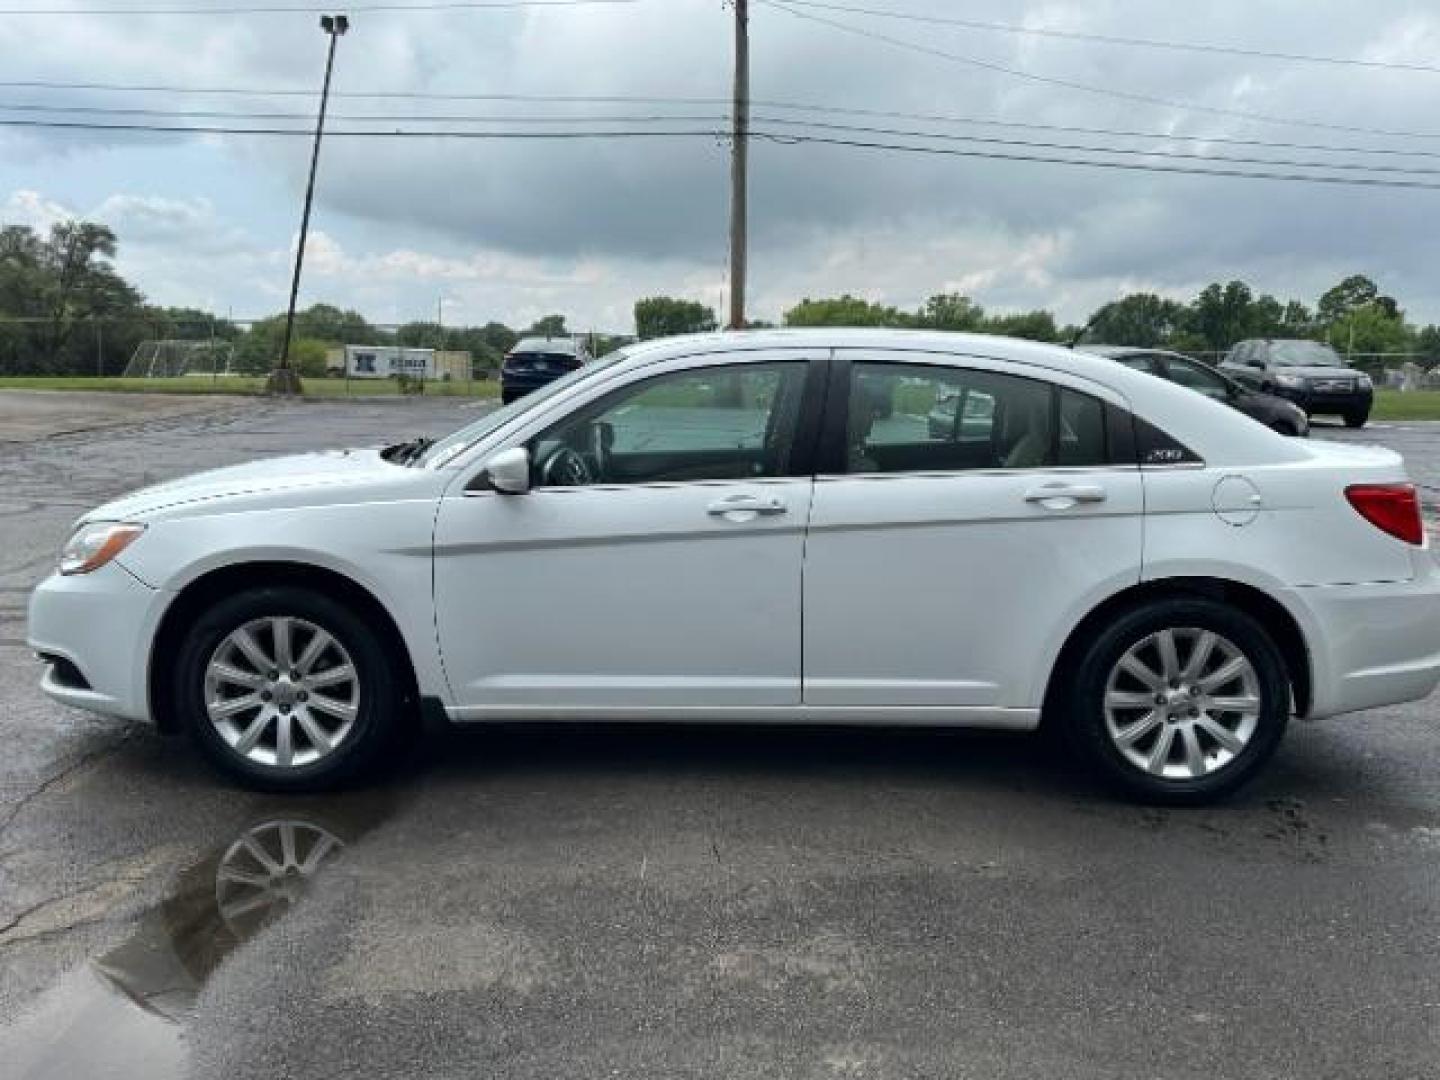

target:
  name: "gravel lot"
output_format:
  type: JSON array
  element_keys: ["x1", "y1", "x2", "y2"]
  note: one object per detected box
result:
[{"x1": 1, "y1": 394, "x2": 1437, "y2": 1080}]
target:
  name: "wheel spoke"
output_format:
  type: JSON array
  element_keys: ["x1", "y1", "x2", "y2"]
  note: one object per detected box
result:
[
  {"x1": 1146, "y1": 725, "x2": 1177, "y2": 774},
  {"x1": 1119, "y1": 653, "x2": 1163, "y2": 691},
  {"x1": 1105, "y1": 690, "x2": 1155, "y2": 710},
  {"x1": 1181, "y1": 725, "x2": 1207, "y2": 778},
  {"x1": 274, "y1": 712, "x2": 295, "y2": 768},
  {"x1": 1200, "y1": 656, "x2": 1249, "y2": 693},
  {"x1": 240, "y1": 834, "x2": 284, "y2": 876},
  {"x1": 233, "y1": 709, "x2": 271, "y2": 754},
  {"x1": 298, "y1": 832, "x2": 342, "y2": 874},
  {"x1": 217, "y1": 865, "x2": 271, "y2": 889},
  {"x1": 272, "y1": 618, "x2": 294, "y2": 669},
  {"x1": 296, "y1": 710, "x2": 333, "y2": 754},
  {"x1": 231, "y1": 626, "x2": 273, "y2": 673},
  {"x1": 308, "y1": 694, "x2": 357, "y2": 722},
  {"x1": 220, "y1": 889, "x2": 279, "y2": 921},
  {"x1": 296, "y1": 628, "x2": 334, "y2": 675},
  {"x1": 1182, "y1": 631, "x2": 1217, "y2": 680},
  {"x1": 1198, "y1": 716, "x2": 1247, "y2": 754},
  {"x1": 306, "y1": 663, "x2": 355, "y2": 690},
  {"x1": 1155, "y1": 630, "x2": 1181, "y2": 681},
  {"x1": 210, "y1": 692, "x2": 261, "y2": 719},
  {"x1": 209, "y1": 662, "x2": 264, "y2": 689},
  {"x1": 1208, "y1": 695, "x2": 1260, "y2": 714},
  {"x1": 279, "y1": 823, "x2": 298, "y2": 869},
  {"x1": 1115, "y1": 710, "x2": 1163, "y2": 748}
]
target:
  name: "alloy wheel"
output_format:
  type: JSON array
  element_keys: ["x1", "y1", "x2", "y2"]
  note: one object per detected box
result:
[
  {"x1": 203, "y1": 616, "x2": 361, "y2": 769},
  {"x1": 1102, "y1": 627, "x2": 1262, "y2": 781}
]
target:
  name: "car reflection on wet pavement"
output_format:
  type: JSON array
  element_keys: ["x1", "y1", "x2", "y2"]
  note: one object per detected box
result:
[{"x1": 1, "y1": 796, "x2": 393, "y2": 1078}]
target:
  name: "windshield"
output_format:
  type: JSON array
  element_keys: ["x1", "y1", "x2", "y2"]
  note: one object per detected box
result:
[
  {"x1": 1268, "y1": 340, "x2": 1346, "y2": 367},
  {"x1": 415, "y1": 348, "x2": 630, "y2": 467}
]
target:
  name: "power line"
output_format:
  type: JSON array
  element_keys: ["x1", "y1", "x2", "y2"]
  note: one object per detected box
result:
[
  {"x1": 11, "y1": 72, "x2": 1440, "y2": 150},
  {"x1": 4, "y1": 115, "x2": 1440, "y2": 191},
  {"x1": 778, "y1": 0, "x2": 1440, "y2": 76},
  {"x1": 757, "y1": 0, "x2": 1440, "y2": 140},
  {"x1": 7, "y1": 101, "x2": 1440, "y2": 174},
  {"x1": 755, "y1": 131, "x2": 1440, "y2": 191},
  {"x1": 0, "y1": 0, "x2": 634, "y2": 13}
]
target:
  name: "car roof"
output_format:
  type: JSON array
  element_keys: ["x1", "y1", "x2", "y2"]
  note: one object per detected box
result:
[
  {"x1": 1077, "y1": 344, "x2": 1193, "y2": 362},
  {"x1": 602, "y1": 329, "x2": 1301, "y2": 467}
]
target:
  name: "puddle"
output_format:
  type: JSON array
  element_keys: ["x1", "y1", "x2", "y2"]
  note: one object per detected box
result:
[{"x1": 1, "y1": 793, "x2": 396, "y2": 1079}]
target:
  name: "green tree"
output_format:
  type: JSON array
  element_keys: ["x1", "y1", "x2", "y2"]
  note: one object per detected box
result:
[
  {"x1": 1325, "y1": 303, "x2": 1412, "y2": 360},
  {"x1": 1318, "y1": 275, "x2": 1381, "y2": 325},
  {"x1": 633, "y1": 296, "x2": 718, "y2": 339},
  {"x1": 1415, "y1": 325, "x2": 1440, "y2": 365},
  {"x1": 784, "y1": 294, "x2": 912, "y2": 328},
  {"x1": 915, "y1": 293, "x2": 984, "y2": 332},
  {"x1": 528, "y1": 314, "x2": 568, "y2": 337},
  {"x1": 1084, "y1": 293, "x2": 1185, "y2": 347},
  {"x1": 983, "y1": 309, "x2": 1059, "y2": 342}
]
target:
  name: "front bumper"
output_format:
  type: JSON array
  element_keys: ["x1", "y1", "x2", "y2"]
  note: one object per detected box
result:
[
  {"x1": 1274, "y1": 386, "x2": 1373, "y2": 417},
  {"x1": 27, "y1": 561, "x2": 164, "y2": 721},
  {"x1": 1288, "y1": 549, "x2": 1440, "y2": 718}
]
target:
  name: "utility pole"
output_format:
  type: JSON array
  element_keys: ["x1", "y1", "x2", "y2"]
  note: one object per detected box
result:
[
  {"x1": 727, "y1": 0, "x2": 749, "y2": 331},
  {"x1": 270, "y1": 13, "x2": 349, "y2": 395}
]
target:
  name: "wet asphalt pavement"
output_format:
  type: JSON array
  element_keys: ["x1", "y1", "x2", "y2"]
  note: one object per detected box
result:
[{"x1": 1, "y1": 396, "x2": 1438, "y2": 1079}]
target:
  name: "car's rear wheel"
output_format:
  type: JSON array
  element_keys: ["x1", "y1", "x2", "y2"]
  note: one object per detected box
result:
[
  {"x1": 1063, "y1": 598, "x2": 1289, "y2": 804},
  {"x1": 1269, "y1": 420, "x2": 1298, "y2": 436},
  {"x1": 1344, "y1": 408, "x2": 1370, "y2": 429},
  {"x1": 173, "y1": 585, "x2": 404, "y2": 791}
]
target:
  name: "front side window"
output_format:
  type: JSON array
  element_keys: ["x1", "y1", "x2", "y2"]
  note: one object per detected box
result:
[
  {"x1": 529, "y1": 361, "x2": 808, "y2": 488},
  {"x1": 844, "y1": 362, "x2": 1110, "y2": 474}
]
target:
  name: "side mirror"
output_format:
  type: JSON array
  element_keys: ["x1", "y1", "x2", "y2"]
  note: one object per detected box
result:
[{"x1": 475, "y1": 446, "x2": 531, "y2": 494}]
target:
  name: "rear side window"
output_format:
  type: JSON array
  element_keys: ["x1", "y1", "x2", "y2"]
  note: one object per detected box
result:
[{"x1": 841, "y1": 362, "x2": 1115, "y2": 473}]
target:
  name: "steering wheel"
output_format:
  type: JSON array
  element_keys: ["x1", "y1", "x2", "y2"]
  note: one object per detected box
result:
[{"x1": 540, "y1": 445, "x2": 594, "y2": 487}]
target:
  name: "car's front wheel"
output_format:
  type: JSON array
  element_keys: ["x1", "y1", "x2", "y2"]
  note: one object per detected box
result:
[
  {"x1": 1063, "y1": 598, "x2": 1290, "y2": 804},
  {"x1": 172, "y1": 585, "x2": 404, "y2": 791},
  {"x1": 1343, "y1": 408, "x2": 1370, "y2": 429}
]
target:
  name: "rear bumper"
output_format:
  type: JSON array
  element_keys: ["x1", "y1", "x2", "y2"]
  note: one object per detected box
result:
[
  {"x1": 500, "y1": 371, "x2": 566, "y2": 396},
  {"x1": 1287, "y1": 551, "x2": 1440, "y2": 718},
  {"x1": 26, "y1": 561, "x2": 164, "y2": 721}
]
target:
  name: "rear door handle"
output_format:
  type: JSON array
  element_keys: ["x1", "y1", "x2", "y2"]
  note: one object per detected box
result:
[
  {"x1": 707, "y1": 494, "x2": 787, "y2": 517},
  {"x1": 1024, "y1": 482, "x2": 1108, "y2": 508}
]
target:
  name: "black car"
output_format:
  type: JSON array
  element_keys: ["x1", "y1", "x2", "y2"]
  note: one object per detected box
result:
[
  {"x1": 500, "y1": 336, "x2": 588, "y2": 404},
  {"x1": 1220, "y1": 339, "x2": 1373, "y2": 428},
  {"x1": 1080, "y1": 346, "x2": 1310, "y2": 436}
]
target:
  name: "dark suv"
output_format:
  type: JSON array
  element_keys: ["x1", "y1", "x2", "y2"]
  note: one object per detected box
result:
[
  {"x1": 500, "y1": 337, "x2": 588, "y2": 404},
  {"x1": 1220, "y1": 339, "x2": 1373, "y2": 428}
]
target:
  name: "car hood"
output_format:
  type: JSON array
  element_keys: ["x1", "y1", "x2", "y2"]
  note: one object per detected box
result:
[
  {"x1": 1275, "y1": 364, "x2": 1363, "y2": 379},
  {"x1": 84, "y1": 447, "x2": 421, "y2": 522}
]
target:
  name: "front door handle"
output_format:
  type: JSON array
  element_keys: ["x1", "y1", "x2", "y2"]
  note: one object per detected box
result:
[
  {"x1": 1024, "y1": 482, "x2": 1108, "y2": 509},
  {"x1": 707, "y1": 494, "x2": 787, "y2": 518}
]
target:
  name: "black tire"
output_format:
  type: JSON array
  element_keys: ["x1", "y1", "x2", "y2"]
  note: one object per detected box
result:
[
  {"x1": 500, "y1": 388, "x2": 518, "y2": 405},
  {"x1": 1343, "y1": 408, "x2": 1369, "y2": 429},
  {"x1": 172, "y1": 585, "x2": 406, "y2": 792},
  {"x1": 1269, "y1": 420, "x2": 1297, "y2": 437},
  {"x1": 1063, "y1": 598, "x2": 1289, "y2": 805}
]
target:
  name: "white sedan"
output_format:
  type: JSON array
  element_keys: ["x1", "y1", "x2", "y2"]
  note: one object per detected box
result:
[{"x1": 27, "y1": 330, "x2": 1440, "y2": 802}]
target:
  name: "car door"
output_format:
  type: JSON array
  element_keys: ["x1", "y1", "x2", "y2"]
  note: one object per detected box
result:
[
  {"x1": 802, "y1": 351, "x2": 1144, "y2": 714},
  {"x1": 432, "y1": 352, "x2": 824, "y2": 716}
]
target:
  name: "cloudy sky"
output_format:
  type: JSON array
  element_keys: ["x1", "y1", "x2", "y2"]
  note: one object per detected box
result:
[{"x1": 2, "y1": 0, "x2": 1439, "y2": 332}]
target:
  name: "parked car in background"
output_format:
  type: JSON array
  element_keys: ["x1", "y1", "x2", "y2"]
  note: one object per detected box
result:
[
  {"x1": 1081, "y1": 345, "x2": 1309, "y2": 436},
  {"x1": 500, "y1": 336, "x2": 589, "y2": 404},
  {"x1": 29, "y1": 330, "x2": 1440, "y2": 805},
  {"x1": 1220, "y1": 339, "x2": 1374, "y2": 428}
]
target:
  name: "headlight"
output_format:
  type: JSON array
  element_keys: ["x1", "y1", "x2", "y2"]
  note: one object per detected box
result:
[
  {"x1": 1274, "y1": 373, "x2": 1306, "y2": 389},
  {"x1": 59, "y1": 522, "x2": 145, "y2": 576},
  {"x1": 1357, "y1": 373, "x2": 1373, "y2": 388}
]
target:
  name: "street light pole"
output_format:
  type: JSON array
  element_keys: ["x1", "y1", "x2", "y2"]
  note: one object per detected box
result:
[{"x1": 270, "y1": 13, "x2": 349, "y2": 396}]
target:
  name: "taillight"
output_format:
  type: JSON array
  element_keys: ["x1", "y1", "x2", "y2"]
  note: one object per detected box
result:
[{"x1": 1345, "y1": 483, "x2": 1424, "y2": 546}]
